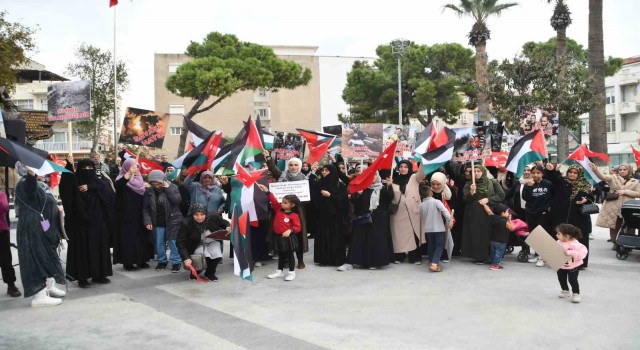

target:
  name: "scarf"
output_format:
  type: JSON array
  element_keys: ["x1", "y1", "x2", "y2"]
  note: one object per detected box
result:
[
  {"x1": 116, "y1": 159, "x2": 146, "y2": 196},
  {"x1": 301, "y1": 162, "x2": 311, "y2": 176},
  {"x1": 320, "y1": 164, "x2": 340, "y2": 193},
  {"x1": 619, "y1": 164, "x2": 633, "y2": 182},
  {"x1": 564, "y1": 165, "x2": 592, "y2": 201},
  {"x1": 393, "y1": 160, "x2": 414, "y2": 194},
  {"x1": 76, "y1": 159, "x2": 98, "y2": 186},
  {"x1": 430, "y1": 172, "x2": 451, "y2": 200},
  {"x1": 473, "y1": 165, "x2": 492, "y2": 198},
  {"x1": 190, "y1": 203, "x2": 208, "y2": 235},
  {"x1": 279, "y1": 158, "x2": 307, "y2": 182},
  {"x1": 369, "y1": 173, "x2": 383, "y2": 211}
]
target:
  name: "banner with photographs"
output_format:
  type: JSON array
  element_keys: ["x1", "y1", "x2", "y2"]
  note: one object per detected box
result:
[
  {"x1": 341, "y1": 124, "x2": 384, "y2": 158},
  {"x1": 516, "y1": 106, "x2": 558, "y2": 137},
  {"x1": 47, "y1": 80, "x2": 91, "y2": 123},
  {"x1": 452, "y1": 122, "x2": 504, "y2": 162},
  {"x1": 272, "y1": 131, "x2": 306, "y2": 160},
  {"x1": 383, "y1": 124, "x2": 417, "y2": 159},
  {"x1": 119, "y1": 107, "x2": 170, "y2": 148}
]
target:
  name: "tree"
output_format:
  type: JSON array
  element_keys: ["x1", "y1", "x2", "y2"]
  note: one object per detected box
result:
[
  {"x1": 66, "y1": 44, "x2": 129, "y2": 154},
  {"x1": 0, "y1": 11, "x2": 37, "y2": 93},
  {"x1": 165, "y1": 32, "x2": 312, "y2": 157},
  {"x1": 341, "y1": 42, "x2": 476, "y2": 126},
  {"x1": 444, "y1": 0, "x2": 518, "y2": 122},
  {"x1": 588, "y1": 0, "x2": 607, "y2": 159}
]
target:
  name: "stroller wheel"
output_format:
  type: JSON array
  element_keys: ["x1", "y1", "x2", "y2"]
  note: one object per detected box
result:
[
  {"x1": 616, "y1": 252, "x2": 629, "y2": 260},
  {"x1": 506, "y1": 246, "x2": 514, "y2": 254},
  {"x1": 517, "y1": 252, "x2": 529, "y2": 263}
]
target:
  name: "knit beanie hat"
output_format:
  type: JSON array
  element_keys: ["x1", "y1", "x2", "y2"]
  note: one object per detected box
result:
[{"x1": 148, "y1": 170, "x2": 165, "y2": 183}]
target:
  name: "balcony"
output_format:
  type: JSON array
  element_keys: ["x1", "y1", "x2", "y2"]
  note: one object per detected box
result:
[
  {"x1": 34, "y1": 141, "x2": 93, "y2": 153},
  {"x1": 619, "y1": 101, "x2": 640, "y2": 115},
  {"x1": 605, "y1": 103, "x2": 615, "y2": 115},
  {"x1": 618, "y1": 71, "x2": 640, "y2": 86}
]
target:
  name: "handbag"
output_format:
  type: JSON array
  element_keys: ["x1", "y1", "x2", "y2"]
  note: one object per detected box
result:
[
  {"x1": 352, "y1": 212, "x2": 373, "y2": 226},
  {"x1": 580, "y1": 202, "x2": 600, "y2": 216},
  {"x1": 605, "y1": 192, "x2": 620, "y2": 201},
  {"x1": 190, "y1": 254, "x2": 207, "y2": 271}
]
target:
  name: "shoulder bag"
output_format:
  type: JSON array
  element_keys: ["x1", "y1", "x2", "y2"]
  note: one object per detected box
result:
[
  {"x1": 580, "y1": 202, "x2": 600, "y2": 216},
  {"x1": 352, "y1": 212, "x2": 373, "y2": 226}
]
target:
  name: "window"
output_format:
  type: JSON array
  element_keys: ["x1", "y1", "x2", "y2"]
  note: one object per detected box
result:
[
  {"x1": 40, "y1": 99, "x2": 48, "y2": 111},
  {"x1": 460, "y1": 113, "x2": 468, "y2": 124},
  {"x1": 605, "y1": 87, "x2": 615, "y2": 104},
  {"x1": 169, "y1": 105, "x2": 185, "y2": 115},
  {"x1": 169, "y1": 63, "x2": 180, "y2": 73},
  {"x1": 14, "y1": 99, "x2": 33, "y2": 110},
  {"x1": 257, "y1": 89, "x2": 267, "y2": 97},
  {"x1": 473, "y1": 112, "x2": 479, "y2": 123},
  {"x1": 606, "y1": 116, "x2": 616, "y2": 132},
  {"x1": 170, "y1": 127, "x2": 182, "y2": 135},
  {"x1": 258, "y1": 108, "x2": 268, "y2": 117},
  {"x1": 581, "y1": 120, "x2": 589, "y2": 134}
]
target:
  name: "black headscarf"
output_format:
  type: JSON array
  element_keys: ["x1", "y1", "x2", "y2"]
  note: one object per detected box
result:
[
  {"x1": 320, "y1": 164, "x2": 340, "y2": 193},
  {"x1": 76, "y1": 158, "x2": 97, "y2": 186},
  {"x1": 394, "y1": 160, "x2": 414, "y2": 194},
  {"x1": 301, "y1": 162, "x2": 311, "y2": 176}
]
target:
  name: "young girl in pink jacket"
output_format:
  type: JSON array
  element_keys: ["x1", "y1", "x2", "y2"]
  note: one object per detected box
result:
[{"x1": 555, "y1": 224, "x2": 589, "y2": 303}]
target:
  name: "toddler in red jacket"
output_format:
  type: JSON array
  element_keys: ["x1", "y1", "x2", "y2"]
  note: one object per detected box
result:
[
  {"x1": 257, "y1": 184, "x2": 302, "y2": 281},
  {"x1": 555, "y1": 224, "x2": 588, "y2": 303}
]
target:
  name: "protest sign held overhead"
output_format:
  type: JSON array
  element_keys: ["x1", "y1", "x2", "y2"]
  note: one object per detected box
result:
[
  {"x1": 119, "y1": 107, "x2": 170, "y2": 148},
  {"x1": 271, "y1": 131, "x2": 306, "y2": 160},
  {"x1": 341, "y1": 123, "x2": 384, "y2": 158},
  {"x1": 47, "y1": 80, "x2": 91, "y2": 123}
]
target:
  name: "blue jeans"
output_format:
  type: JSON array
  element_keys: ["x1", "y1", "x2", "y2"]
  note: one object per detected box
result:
[
  {"x1": 490, "y1": 241, "x2": 507, "y2": 266},
  {"x1": 426, "y1": 232, "x2": 445, "y2": 265},
  {"x1": 155, "y1": 227, "x2": 181, "y2": 265}
]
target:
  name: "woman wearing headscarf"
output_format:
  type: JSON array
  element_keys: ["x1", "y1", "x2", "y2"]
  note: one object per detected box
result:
[
  {"x1": 310, "y1": 164, "x2": 348, "y2": 266},
  {"x1": 184, "y1": 170, "x2": 225, "y2": 215},
  {"x1": 15, "y1": 163, "x2": 66, "y2": 307},
  {"x1": 462, "y1": 164, "x2": 505, "y2": 264},
  {"x1": 505, "y1": 165, "x2": 533, "y2": 221},
  {"x1": 445, "y1": 161, "x2": 471, "y2": 256},
  {"x1": 546, "y1": 164, "x2": 593, "y2": 268},
  {"x1": 390, "y1": 160, "x2": 426, "y2": 264},
  {"x1": 60, "y1": 155, "x2": 116, "y2": 288},
  {"x1": 342, "y1": 172, "x2": 394, "y2": 270},
  {"x1": 112, "y1": 159, "x2": 153, "y2": 271},
  {"x1": 430, "y1": 172, "x2": 455, "y2": 262},
  {"x1": 177, "y1": 203, "x2": 230, "y2": 281},
  {"x1": 590, "y1": 162, "x2": 640, "y2": 249}
]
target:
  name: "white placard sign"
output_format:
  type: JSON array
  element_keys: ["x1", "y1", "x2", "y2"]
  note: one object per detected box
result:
[{"x1": 268, "y1": 180, "x2": 310, "y2": 202}]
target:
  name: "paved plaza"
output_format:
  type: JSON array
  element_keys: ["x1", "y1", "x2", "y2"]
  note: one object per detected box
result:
[{"x1": 1, "y1": 213, "x2": 639, "y2": 350}]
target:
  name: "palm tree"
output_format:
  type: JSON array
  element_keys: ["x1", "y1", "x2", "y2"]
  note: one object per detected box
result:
[
  {"x1": 548, "y1": 0, "x2": 572, "y2": 160},
  {"x1": 444, "y1": 0, "x2": 518, "y2": 122},
  {"x1": 588, "y1": 0, "x2": 607, "y2": 158}
]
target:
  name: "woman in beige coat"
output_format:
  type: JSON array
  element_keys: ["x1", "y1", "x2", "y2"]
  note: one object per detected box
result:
[
  {"x1": 390, "y1": 160, "x2": 425, "y2": 264},
  {"x1": 590, "y1": 163, "x2": 640, "y2": 247}
]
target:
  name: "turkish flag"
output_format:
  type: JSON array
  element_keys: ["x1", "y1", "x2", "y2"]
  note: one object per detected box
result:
[
  {"x1": 124, "y1": 149, "x2": 163, "y2": 175},
  {"x1": 348, "y1": 141, "x2": 397, "y2": 194},
  {"x1": 110, "y1": 0, "x2": 118, "y2": 7}
]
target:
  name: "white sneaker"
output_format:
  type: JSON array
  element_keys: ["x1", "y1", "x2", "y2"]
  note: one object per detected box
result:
[
  {"x1": 528, "y1": 256, "x2": 539, "y2": 263},
  {"x1": 337, "y1": 264, "x2": 353, "y2": 271},
  {"x1": 267, "y1": 270, "x2": 284, "y2": 279},
  {"x1": 31, "y1": 289, "x2": 63, "y2": 308},
  {"x1": 571, "y1": 294, "x2": 581, "y2": 303},
  {"x1": 46, "y1": 277, "x2": 66, "y2": 298},
  {"x1": 441, "y1": 259, "x2": 450, "y2": 263},
  {"x1": 393, "y1": 260, "x2": 401, "y2": 264},
  {"x1": 284, "y1": 271, "x2": 296, "y2": 281},
  {"x1": 414, "y1": 261, "x2": 423, "y2": 265},
  {"x1": 536, "y1": 259, "x2": 545, "y2": 267},
  {"x1": 559, "y1": 290, "x2": 571, "y2": 298},
  {"x1": 589, "y1": 233, "x2": 594, "y2": 240},
  {"x1": 254, "y1": 261, "x2": 262, "y2": 267}
]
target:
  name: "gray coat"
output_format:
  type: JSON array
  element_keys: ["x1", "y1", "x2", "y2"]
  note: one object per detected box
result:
[{"x1": 142, "y1": 183, "x2": 183, "y2": 240}]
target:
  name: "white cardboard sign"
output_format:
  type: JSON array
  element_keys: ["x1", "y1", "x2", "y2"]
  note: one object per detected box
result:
[
  {"x1": 524, "y1": 225, "x2": 572, "y2": 271},
  {"x1": 268, "y1": 180, "x2": 311, "y2": 202}
]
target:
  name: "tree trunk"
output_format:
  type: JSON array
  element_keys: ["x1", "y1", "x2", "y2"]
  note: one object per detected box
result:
[
  {"x1": 556, "y1": 27, "x2": 569, "y2": 161},
  {"x1": 475, "y1": 41, "x2": 490, "y2": 122},
  {"x1": 588, "y1": 0, "x2": 607, "y2": 161}
]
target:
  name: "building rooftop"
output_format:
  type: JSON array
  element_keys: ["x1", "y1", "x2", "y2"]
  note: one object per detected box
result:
[{"x1": 623, "y1": 56, "x2": 640, "y2": 65}]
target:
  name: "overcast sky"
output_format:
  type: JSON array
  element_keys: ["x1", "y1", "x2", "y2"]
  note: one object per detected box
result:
[{"x1": 4, "y1": 0, "x2": 639, "y2": 122}]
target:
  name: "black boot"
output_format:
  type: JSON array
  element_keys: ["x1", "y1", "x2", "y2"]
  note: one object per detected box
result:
[
  {"x1": 204, "y1": 258, "x2": 221, "y2": 281},
  {"x1": 7, "y1": 283, "x2": 21, "y2": 297}
]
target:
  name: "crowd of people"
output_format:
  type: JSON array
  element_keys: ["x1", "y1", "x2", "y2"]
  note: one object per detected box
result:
[{"x1": 4, "y1": 149, "x2": 634, "y2": 307}]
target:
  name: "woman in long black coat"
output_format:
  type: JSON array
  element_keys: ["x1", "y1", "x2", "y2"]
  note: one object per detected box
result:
[
  {"x1": 60, "y1": 157, "x2": 115, "y2": 287},
  {"x1": 112, "y1": 159, "x2": 153, "y2": 271},
  {"x1": 310, "y1": 164, "x2": 348, "y2": 266},
  {"x1": 546, "y1": 164, "x2": 593, "y2": 268},
  {"x1": 346, "y1": 174, "x2": 394, "y2": 269}
]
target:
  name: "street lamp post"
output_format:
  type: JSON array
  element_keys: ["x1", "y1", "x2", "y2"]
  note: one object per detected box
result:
[{"x1": 390, "y1": 39, "x2": 410, "y2": 126}]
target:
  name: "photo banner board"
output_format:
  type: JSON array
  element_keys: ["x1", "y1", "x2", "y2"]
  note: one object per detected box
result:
[
  {"x1": 268, "y1": 180, "x2": 310, "y2": 202},
  {"x1": 271, "y1": 131, "x2": 306, "y2": 160},
  {"x1": 322, "y1": 125, "x2": 342, "y2": 155},
  {"x1": 21, "y1": 110, "x2": 53, "y2": 141},
  {"x1": 383, "y1": 124, "x2": 417, "y2": 159},
  {"x1": 47, "y1": 80, "x2": 91, "y2": 122},
  {"x1": 118, "y1": 107, "x2": 170, "y2": 148},
  {"x1": 341, "y1": 123, "x2": 384, "y2": 158},
  {"x1": 516, "y1": 106, "x2": 558, "y2": 137},
  {"x1": 524, "y1": 226, "x2": 572, "y2": 271}
]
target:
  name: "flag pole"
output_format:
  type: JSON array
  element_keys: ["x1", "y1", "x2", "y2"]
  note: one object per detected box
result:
[
  {"x1": 471, "y1": 158, "x2": 476, "y2": 186},
  {"x1": 112, "y1": 4, "x2": 118, "y2": 154}
]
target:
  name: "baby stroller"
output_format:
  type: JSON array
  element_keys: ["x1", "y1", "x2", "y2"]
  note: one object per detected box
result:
[
  {"x1": 615, "y1": 199, "x2": 640, "y2": 260},
  {"x1": 505, "y1": 218, "x2": 531, "y2": 262}
]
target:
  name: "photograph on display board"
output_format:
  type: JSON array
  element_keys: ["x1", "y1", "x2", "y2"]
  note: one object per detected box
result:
[
  {"x1": 382, "y1": 124, "x2": 416, "y2": 159},
  {"x1": 118, "y1": 107, "x2": 170, "y2": 148},
  {"x1": 516, "y1": 106, "x2": 558, "y2": 137},
  {"x1": 341, "y1": 123, "x2": 383, "y2": 158},
  {"x1": 47, "y1": 80, "x2": 91, "y2": 123},
  {"x1": 272, "y1": 131, "x2": 306, "y2": 160}
]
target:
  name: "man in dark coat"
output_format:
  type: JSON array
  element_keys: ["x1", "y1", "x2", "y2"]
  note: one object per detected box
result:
[{"x1": 59, "y1": 155, "x2": 115, "y2": 288}]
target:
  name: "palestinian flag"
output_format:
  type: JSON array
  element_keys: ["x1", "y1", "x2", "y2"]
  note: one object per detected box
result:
[
  {"x1": 231, "y1": 207, "x2": 253, "y2": 281},
  {"x1": 505, "y1": 129, "x2": 548, "y2": 178},
  {"x1": 183, "y1": 116, "x2": 211, "y2": 151},
  {"x1": 564, "y1": 144, "x2": 610, "y2": 185},
  {"x1": 181, "y1": 130, "x2": 223, "y2": 175},
  {"x1": 421, "y1": 127, "x2": 456, "y2": 175},
  {"x1": 413, "y1": 121, "x2": 437, "y2": 159},
  {"x1": 123, "y1": 149, "x2": 164, "y2": 175},
  {"x1": 219, "y1": 117, "x2": 265, "y2": 173},
  {"x1": 0, "y1": 137, "x2": 71, "y2": 176},
  {"x1": 349, "y1": 140, "x2": 396, "y2": 194},
  {"x1": 255, "y1": 115, "x2": 274, "y2": 149},
  {"x1": 632, "y1": 145, "x2": 640, "y2": 168},
  {"x1": 296, "y1": 128, "x2": 335, "y2": 164},
  {"x1": 237, "y1": 167, "x2": 269, "y2": 227}
]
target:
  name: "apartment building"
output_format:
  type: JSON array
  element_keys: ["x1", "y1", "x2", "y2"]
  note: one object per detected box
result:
[{"x1": 580, "y1": 56, "x2": 640, "y2": 166}]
